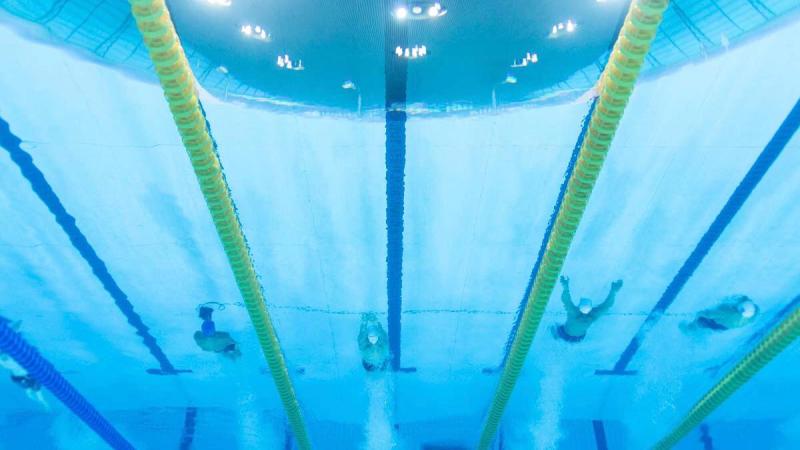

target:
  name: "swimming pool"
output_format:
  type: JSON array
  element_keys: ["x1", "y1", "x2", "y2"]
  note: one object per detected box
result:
[{"x1": 1, "y1": 0, "x2": 799, "y2": 448}]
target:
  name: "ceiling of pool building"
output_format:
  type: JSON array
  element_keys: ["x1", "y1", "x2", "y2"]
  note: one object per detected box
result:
[
  {"x1": 2, "y1": 0, "x2": 800, "y2": 449},
  {"x1": 1, "y1": 0, "x2": 796, "y2": 115}
]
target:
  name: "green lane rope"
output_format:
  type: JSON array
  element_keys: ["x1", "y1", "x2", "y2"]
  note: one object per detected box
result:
[
  {"x1": 476, "y1": 1, "x2": 669, "y2": 448},
  {"x1": 653, "y1": 305, "x2": 800, "y2": 449},
  {"x1": 126, "y1": 1, "x2": 312, "y2": 448}
]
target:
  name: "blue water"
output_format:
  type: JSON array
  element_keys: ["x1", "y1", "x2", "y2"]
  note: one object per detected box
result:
[{"x1": 1, "y1": 1, "x2": 800, "y2": 449}]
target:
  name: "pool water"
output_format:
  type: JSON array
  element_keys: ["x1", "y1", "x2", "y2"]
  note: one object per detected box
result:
[{"x1": 1, "y1": 1, "x2": 799, "y2": 449}]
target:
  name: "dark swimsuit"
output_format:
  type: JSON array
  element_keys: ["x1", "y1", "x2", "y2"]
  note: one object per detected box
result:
[
  {"x1": 556, "y1": 324, "x2": 585, "y2": 343},
  {"x1": 11, "y1": 374, "x2": 40, "y2": 390},
  {"x1": 362, "y1": 360, "x2": 388, "y2": 372},
  {"x1": 697, "y1": 317, "x2": 729, "y2": 331}
]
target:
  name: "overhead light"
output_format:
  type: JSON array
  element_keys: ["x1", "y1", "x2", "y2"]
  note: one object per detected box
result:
[
  {"x1": 242, "y1": 24, "x2": 271, "y2": 41},
  {"x1": 396, "y1": 45, "x2": 429, "y2": 59},
  {"x1": 206, "y1": 0, "x2": 231, "y2": 6},
  {"x1": 393, "y1": 6, "x2": 408, "y2": 19},
  {"x1": 503, "y1": 74, "x2": 518, "y2": 84},
  {"x1": 393, "y1": 2, "x2": 446, "y2": 20},
  {"x1": 277, "y1": 54, "x2": 304, "y2": 71},
  {"x1": 342, "y1": 80, "x2": 357, "y2": 90},
  {"x1": 217, "y1": 66, "x2": 229, "y2": 74},
  {"x1": 510, "y1": 51, "x2": 539, "y2": 68},
  {"x1": 550, "y1": 19, "x2": 576, "y2": 37}
]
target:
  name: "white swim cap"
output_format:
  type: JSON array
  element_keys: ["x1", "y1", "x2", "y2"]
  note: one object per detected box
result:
[
  {"x1": 579, "y1": 298, "x2": 593, "y2": 314},
  {"x1": 368, "y1": 333, "x2": 379, "y2": 345},
  {"x1": 739, "y1": 300, "x2": 756, "y2": 319}
]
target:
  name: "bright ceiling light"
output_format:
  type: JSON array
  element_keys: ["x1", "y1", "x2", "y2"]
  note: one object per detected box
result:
[
  {"x1": 566, "y1": 19, "x2": 576, "y2": 32},
  {"x1": 277, "y1": 54, "x2": 304, "y2": 71},
  {"x1": 242, "y1": 24, "x2": 271, "y2": 41},
  {"x1": 206, "y1": 0, "x2": 231, "y2": 6},
  {"x1": 396, "y1": 45, "x2": 429, "y2": 59},
  {"x1": 503, "y1": 74, "x2": 518, "y2": 84},
  {"x1": 395, "y1": 2, "x2": 446, "y2": 20}
]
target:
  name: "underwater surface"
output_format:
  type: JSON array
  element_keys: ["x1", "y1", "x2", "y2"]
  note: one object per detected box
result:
[{"x1": 1, "y1": 0, "x2": 800, "y2": 449}]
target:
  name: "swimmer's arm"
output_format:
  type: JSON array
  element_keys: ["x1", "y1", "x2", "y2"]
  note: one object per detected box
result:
[
  {"x1": 594, "y1": 282, "x2": 621, "y2": 315},
  {"x1": 358, "y1": 322, "x2": 370, "y2": 350},
  {"x1": 560, "y1": 278, "x2": 578, "y2": 315}
]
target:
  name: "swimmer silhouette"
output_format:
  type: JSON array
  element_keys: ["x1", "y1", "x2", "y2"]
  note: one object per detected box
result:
[
  {"x1": 555, "y1": 276, "x2": 623, "y2": 342},
  {"x1": 681, "y1": 295, "x2": 759, "y2": 333},
  {"x1": 359, "y1": 313, "x2": 389, "y2": 372},
  {"x1": 194, "y1": 306, "x2": 241, "y2": 360}
]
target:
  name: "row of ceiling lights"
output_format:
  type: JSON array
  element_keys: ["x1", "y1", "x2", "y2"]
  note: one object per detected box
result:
[
  {"x1": 392, "y1": 2, "x2": 447, "y2": 20},
  {"x1": 207, "y1": 1, "x2": 588, "y2": 92}
]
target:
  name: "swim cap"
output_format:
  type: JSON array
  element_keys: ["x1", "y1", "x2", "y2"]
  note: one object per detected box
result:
[
  {"x1": 739, "y1": 300, "x2": 757, "y2": 319},
  {"x1": 579, "y1": 298, "x2": 592, "y2": 314}
]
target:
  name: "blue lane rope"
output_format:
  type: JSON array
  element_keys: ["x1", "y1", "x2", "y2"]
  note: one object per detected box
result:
[
  {"x1": 0, "y1": 115, "x2": 182, "y2": 375},
  {"x1": 384, "y1": 0, "x2": 409, "y2": 371},
  {"x1": 599, "y1": 98, "x2": 800, "y2": 375},
  {"x1": 0, "y1": 315, "x2": 134, "y2": 450},
  {"x1": 385, "y1": 109, "x2": 406, "y2": 371}
]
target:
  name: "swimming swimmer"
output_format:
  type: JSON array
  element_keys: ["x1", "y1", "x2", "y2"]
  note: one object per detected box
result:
[
  {"x1": 193, "y1": 306, "x2": 241, "y2": 360},
  {"x1": 555, "y1": 276, "x2": 623, "y2": 342},
  {"x1": 681, "y1": 295, "x2": 759, "y2": 333},
  {"x1": 0, "y1": 321, "x2": 49, "y2": 409},
  {"x1": 358, "y1": 313, "x2": 389, "y2": 372}
]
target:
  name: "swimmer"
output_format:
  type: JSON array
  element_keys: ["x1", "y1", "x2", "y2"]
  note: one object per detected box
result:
[
  {"x1": 358, "y1": 313, "x2": 389, "y2": 372},
  {"x1": 193, "y1": 306, "x2": 241, "y2": 360},
  {"x1": 0, "y1": 320, "x2": 49, "y2": 410},
  {"x1": 681, "y1": 295, "x2": 759, "y2": 333},
  {"x1": 554, "y1": 276, "x2": 623, "y2": 342}
]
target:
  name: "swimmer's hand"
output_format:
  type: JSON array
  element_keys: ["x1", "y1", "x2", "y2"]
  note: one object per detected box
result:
[
  {"x1": 611, "y1": 280, "x2": 623, "y2": 292},
  {"x1": 559, "y1": 276, "x2": 569, "y2": 286}
]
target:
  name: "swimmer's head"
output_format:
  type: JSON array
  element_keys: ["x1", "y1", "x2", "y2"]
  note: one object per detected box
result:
[
  {"x1": 578, "y1": 298, "x2": 593, "y2": 315},
  {"x1": 368, "y1": 333, "x2": 379, "y2": 345},
  {"x1": 366, "y1": 324, "x2": 381, "y2": 345},
  {"x1": 738, "y1": 298, "x2": 757, "y2": 319}
]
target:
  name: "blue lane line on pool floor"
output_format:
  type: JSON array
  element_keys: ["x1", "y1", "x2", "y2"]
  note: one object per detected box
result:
[
  {"x1": 0, "y1": 115, "x2": 183, "y2": 375},
  {"x1": 592, "y1": 420, "x2": 609, "y2": 450},
  {"x1": 384, "y1": 1, "x2": 408, "y2": 372},
  {"x1": 178, "y1": 407, "x2": 198, "y2": 450},
  {"x1": 699, "y1": 423, "x2": 714, "y2": 450},
  {"x1": 597, "y1": 98, "x2": 800, "y2": 376}
]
